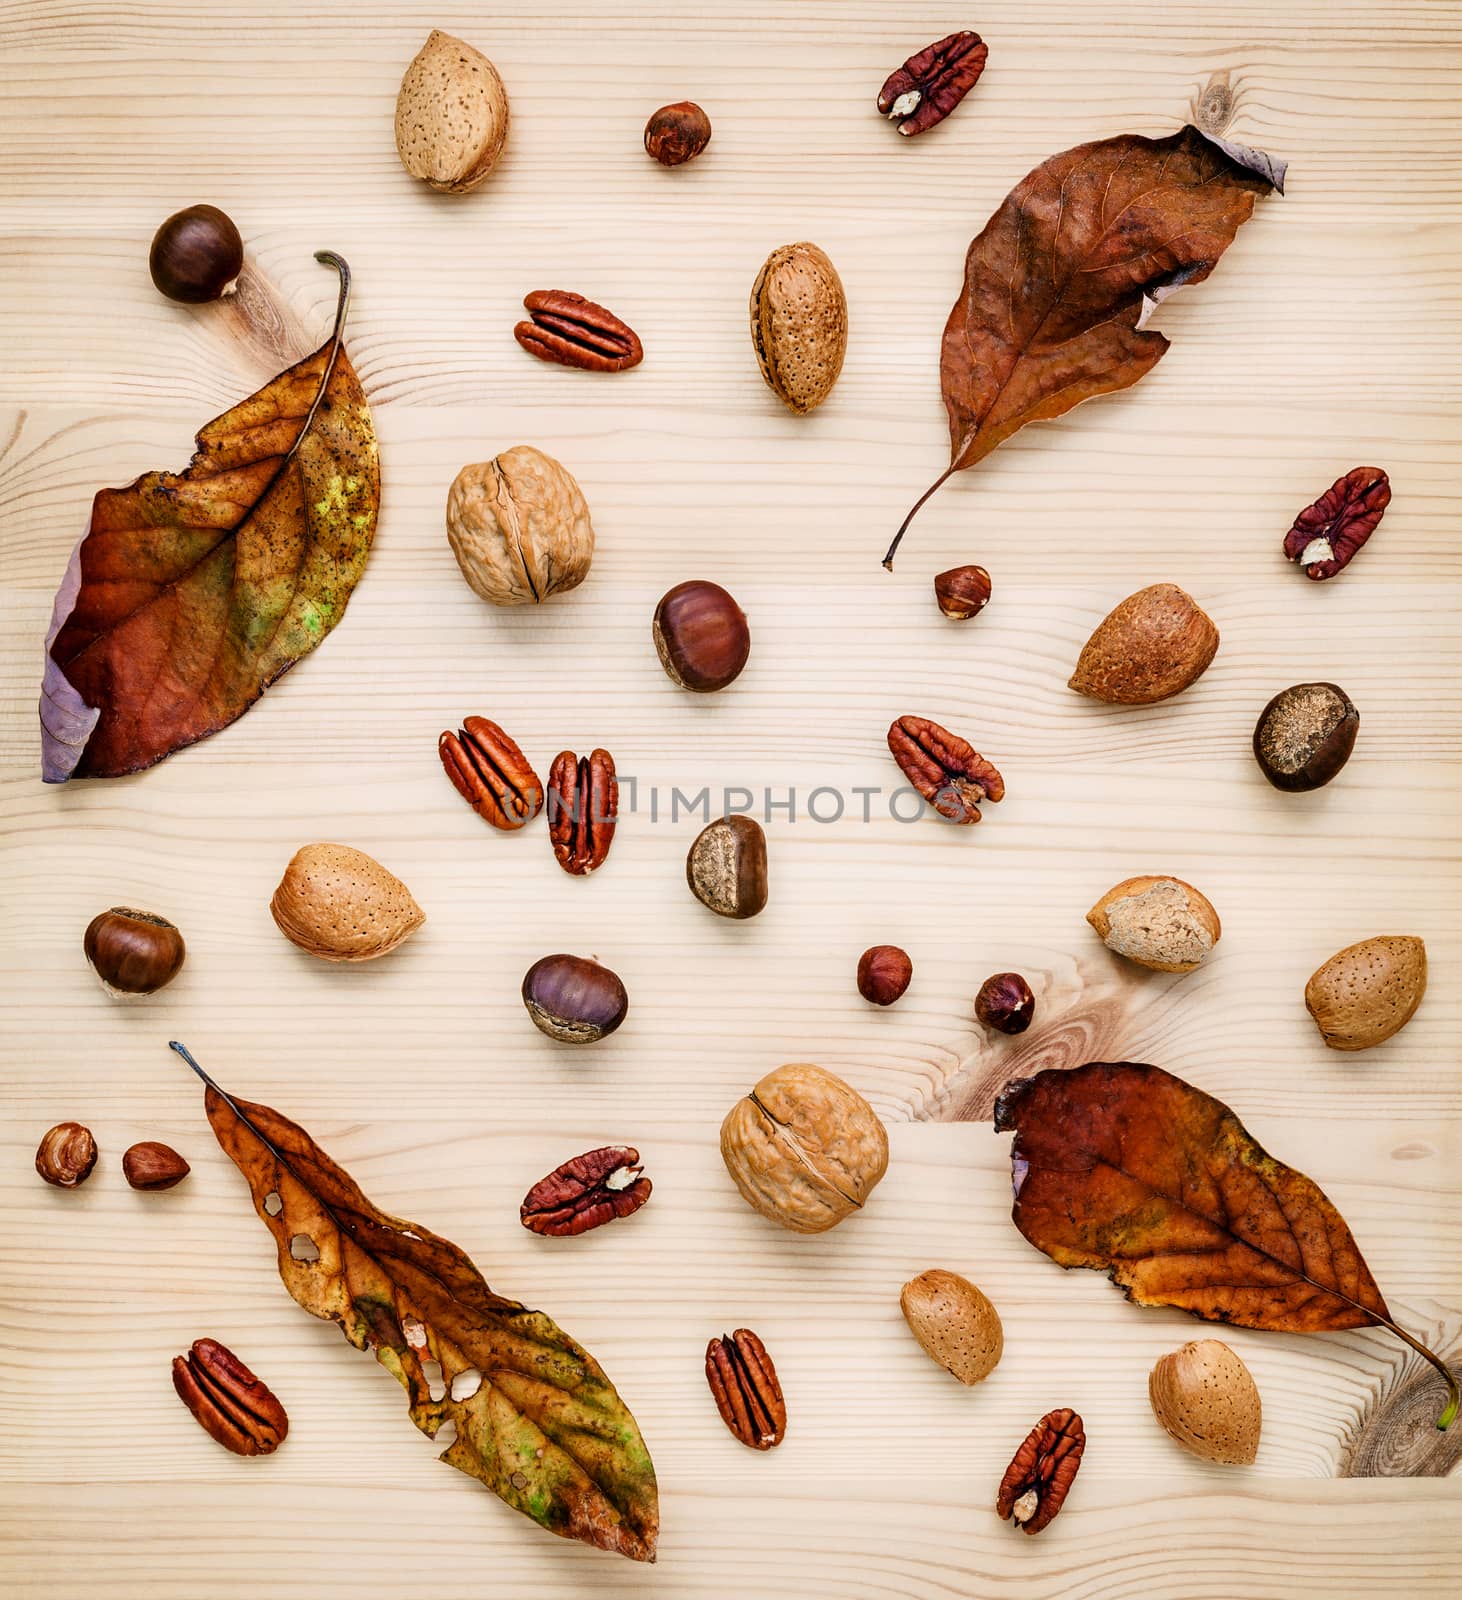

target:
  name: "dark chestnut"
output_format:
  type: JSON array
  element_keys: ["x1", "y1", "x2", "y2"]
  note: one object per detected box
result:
[
  {"x1": 1252, "y1": 682, "x2": 1358, "y2": 792},
  {"x1": 686, "y1": 815, "x2": 767, "y2": 919},
  {"x1": 149, "y1": 204, "x2": 243, "y2": 303},
  {"x1": 652, "y1": 580, "x2": 750, "y2": 692},
  {"x1": 521, "y1": 954, "x2": 629, "y2": 1044},
  {"x1": 857, "y1": 945, "x2": 912, "y2": 1006},
  {"x1": 84, "y1": 907, "x2": 186, "y2": 996},
  {"x1": 644, "y1": 101, "x2": 712, "y2": 167},
  {"x1": 975, "y1": 972, "x2": 1035, "y2": 1035},
  {"x1": 934, "y1": 564, "x2": 992, "y2": 621}
]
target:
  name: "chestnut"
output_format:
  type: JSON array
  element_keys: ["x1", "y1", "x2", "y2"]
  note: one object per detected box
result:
[
  {"x1": 857, "y1": 945, "x2": 912, "y2": 1006},
  {"x1": 1252, "y1": 682, "x2": 1358, "y2": 792},
  {"x1": 686, "y1": 815, "x2": 767, "y2": 919},
  {"x1": 522, "y1": 954, "x2": 629, "y2": 1044},
  {"x1": 652, "y1": 580, "x2": 750, "y2": 693},
  {"x1": 84, "y1": 907, "x2": 186, "y2": 997},
  {"x1": 149, "y1": 204, "x2": 243, "y2": 303},
  {"x1": 975, "y1": 972, "x2": 1035, "y2": 1035},
  {"x1": 644, "y1": 100, "x2": 712, "y2": 167}
]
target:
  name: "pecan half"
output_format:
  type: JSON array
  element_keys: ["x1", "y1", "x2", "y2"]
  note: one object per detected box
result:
[
  {"x1": 547, "y1": 748, "x2": 618, "y2": 875},
  {"x1": 887, "y1": 715, "x2": 1004, "y2": 823},
  {"x1": 877, "y1": 31, "x2": 988, "y2": 137},
  {"x1": 171, "y1": 1338, "x2": 288, "y2": 1457},
  {"x1": 996, "y1": 1408, "x2": 1084, "y2": 1535},
  {"x1": 705, "y1": 1329, "x2": 786, "y2": 1450},
  {"x1": 520, "y1": 1145, "x2": 651, "y2": 1236},
  {"x1": 439, "y1": 716, "x2": 543, "y2": 830},
  {"x1": 514, "y1": 291, "x2": 644, "y2": 373},
  {"x1": 1283, "y1": 466, "x2": 1390, "y2": 581}
]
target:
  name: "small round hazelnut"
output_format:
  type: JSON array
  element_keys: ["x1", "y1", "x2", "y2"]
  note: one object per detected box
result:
[
  {"x1": 36, "y1": 1122, "x2": 98, "y2": 1188},
  {"x1": 521, "y1": 954, "x2": 629, "y2": 1044},
  {"x1": 149, "y1": 204, "x2": 243, "y2": 303},
  {"x1": 1252, "y1": 682, "x2": 1358, "y2": 792},
  {"x1": 686, "y1": 815, "x2": 768, "y2": 919},
  {"x1": 857, "y1": 945, "x2": 912, "y2": 1006},
  {"x1": 652, "y1": 580, "x2": 750, "y2": 692},
  {"x1": 975, "y1": 972, "x2": 1035, "y2": 1034},
  {"x1": 122, "y1": 1141, "x2": 190, "y2": 1191},
  {"x1": 83, "y1": 907, "x2": 186, "y2": 997},
  {"x1": 644, "y1": 100, "x2": 712, "y2": 167},
  {"x1": 934, "y1": 564, "x2": 992, "y2": 621}
]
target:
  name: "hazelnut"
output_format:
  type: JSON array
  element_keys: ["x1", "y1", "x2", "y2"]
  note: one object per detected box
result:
[
  {"x1": 394, "y1": 30, "x2": 509, "y2": 194},
  {"x1": 975, "y1": 972, "x2": 1035, "y2": 1034},
  {"x1": 1069, "y1": 583, "x2": 1219, "y2": 704},
  {"x1": 899, "y1": 1269, "x2": 1004, "y2": 1385},
  {"x1": 521, "y1": 954, "x2": 629, "y2": 1044},
  {"x1": 720, "y1": 1063, "x2": 888, "y2": 1233},
  {"x1": 644, "y1": 100, "x2": 712, "y2": 166},
  {"x1": 149, "y1": 205, "x2": 243, "y2": 303},
  {"x1": 1086, "y1": 875, "x2": 1221, "y2": 973},
  {"x1": 652, "y1": 579, "x2": 750, "y2": 692},
  {"x1": 857, "y1": 945, "x2": 912, "y2": 1006},
  {"x1": 1304, "y1": 934, "x2": 1426, "y2": 1051},
  {"x1": 122, "y1": 1141, "x2": 190, "y2": 1192},
  {"x1": 686, "y1": 815, "x2": 768, "y2": 919},
  {"x1": 84, "y1": 907, "x2": 186, "y2": 997},
  {"x1": 1253, "y1": 682, "x2": 1358, "y2": 792},
  {"x1": 35, "y1": 1122, "x2": 98, "y2": 1188},
  {"x1": 1148, "y1": 1339, "x2": 1261, "y2": 1465},
  {"x1": 270, "y1": 843, "x2": 424, "y2": 963},
  {"x1": 447, "y1": 447, "x2": 594, "y2": 608},
  {"x1": 934, "y1": 565, "x2": 992, "y2": 621}
]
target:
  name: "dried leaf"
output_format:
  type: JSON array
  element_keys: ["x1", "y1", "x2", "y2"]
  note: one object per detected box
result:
[
  {"x1": 172, "y1": 1043, "x2": 658, "y2": 1561},
  {"x1": 40, "y1": 253, "x2": 378, "y2": 780},
  {"x1": 884, "y1": 124, "x2": 1283, "y2": 566},
  {"x1": 994, "y1": 1062, "x2": 1458, "y2": 1430}
]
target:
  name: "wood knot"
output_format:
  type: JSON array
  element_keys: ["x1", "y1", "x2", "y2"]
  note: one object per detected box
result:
[{"x1": 1192, "y1": 70, "x2": 1235, "y2": 136}]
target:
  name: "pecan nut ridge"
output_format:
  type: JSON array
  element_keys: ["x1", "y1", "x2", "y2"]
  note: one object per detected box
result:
[
  {"x1": 995, "y1": 1407, "x2": 1084, "y2": 1534},
  {"x1": 520, "y1": 1145, "x2": 651, "y2": 1236},
  {"x1": 1283, "y1": 466, "x2": 1391, "y2": 581},
  {"x1": 705, "y1": 1328, "x2": 786, "y2": 1450},
  {"x1": 171, "y1": 1337, "x2": 289, "y2": 1457},
  {"x1": 877, "y1": 31, "x2": 988, "y2": 137},
  {"x1": 439, "y1": 716, "x2": 543, "y2": 830},
  {"x1": 514, "y1": 291, "x2": 645, "y2": 373},
  {"x1": 547, "y1": 747, "x2": 618, "y2": 875},
  {"x1": 887, "y1": 714, "x2": 1005, "y2": 824}
]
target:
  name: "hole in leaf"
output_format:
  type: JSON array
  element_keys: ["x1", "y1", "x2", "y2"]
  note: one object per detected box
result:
[
  {"x1": 289, "y1": 1233, "x2": 320, "y2": 1262},
  {"x1": 421, "y1": 1359, "x2": 446, "y2": 1402},
  {"x1": 403, "y1": 1316, "x2": 427, "y2": 1349},
  {"x1": 262, "y1": 1192, "x2": 282, "y2": 1217},
  {"x1": 450, "y1": 1367, "x2": 482, "y2": 1402}
]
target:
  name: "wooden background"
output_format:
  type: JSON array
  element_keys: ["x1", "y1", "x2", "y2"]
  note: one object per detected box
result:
[{"x1": 2, "y1": 2, "x2": 1459, "y2": 1595}]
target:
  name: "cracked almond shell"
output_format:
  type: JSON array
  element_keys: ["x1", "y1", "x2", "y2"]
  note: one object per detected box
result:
[
  {"x1": 900, "y1": 1269, "x2": 1003, "y2": 1385},
  {"x1": 395, "y1": 30, "x2": 509, "y2": 195},
  {"x1": 270, "y1": 843, "x2": 424, "y2": 963},
  {"x1": 1087, "y1": 874, "x2": 1221, "y2": 973},
  {"x1": 1149, "y1": 1339, "x2": 1261, "y2": 1465},
  {"x1": 750, "y1": 243, "x2": 847, "y2": 415},
  {"x1": 1069, "y1": 583, "x2": 1219, "y2": 704},
  {"x1": 720, "y1": 1063, "x2": 887, "y2": 1233},
  {"x1": 1304, "y1": 935, "x2": 1426, "y2": 1051}
]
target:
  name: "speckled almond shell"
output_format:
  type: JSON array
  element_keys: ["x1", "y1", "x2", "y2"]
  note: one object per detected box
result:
[
  {"x1": 749, "y1": 242, "x2": 848, "y2": 414},
  {"x1": 394, "y1": 30, "x2": 509, "y2": 195},
  {"x1": 899, "y1": 1269, "x2": 1004, "y2": 1386},
  {"x1": 1086, "y1": 874, "x2": 1221, "y2": 973},
  {"x1": 270, "y1": 843, "x2": 424, "y2": 963},
  {"x1": 1304, "y1": 934, "x2": 1427, "y2": 1051},
  {"x1": 1069, "y1": 583, "x2": 1219, "y2": 704},
  {"x1": 1148, "y1": 1339, "x2": 1261, "y2": 1465}
]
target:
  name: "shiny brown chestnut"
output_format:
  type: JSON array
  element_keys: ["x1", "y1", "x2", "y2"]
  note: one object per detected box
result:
[
  {"x1": 35, "y1": 1122, "x2": 98, "y2": 1188},
  {"x1": 857, "y1": 945, "x2": 912, "y2": 1006},
  {"x1": 686, "y1": 815, "x2": 768, "y2": 919},
  {"x1": 1252, "y1": 682, "x2": 1359, "y2": 792},
  {"x1": 522, "y1": 954, "x2": 629, "y2": 1044},
  {"x1": 644, "y1": 100, "x2": 712, "y2": 166},
  {"x1": 975, "y1": 972, "x2": 1035, "y2": 1035},
  {"x1": 652, "y1": 580, "x2": 750, "y2": 692},
  {"x1": 84, "y1": 907, "x2": 186, "y2": 997},
  {"x1": 149, "y1": 204, "x2": 243, "y2": 303},
  {"x1": 934, "y1": 564, "x2": 992, "y2": 620}
]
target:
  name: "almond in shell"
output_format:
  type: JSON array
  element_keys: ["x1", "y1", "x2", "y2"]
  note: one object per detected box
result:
[
  {"x1": 1304, "y1": 934, "x2": 1426, "y2": 1051},
  {"x1": 750, "y1": 242, "x2": 848, "y2": 414},
  {"x1": 1087, "y1": 874, "x2": 1220, "y2": 973},
  {"x1": 395, "y1": 30, "x2": 509, "y2": 195},
  {"x1": 1148, "y1": 1339, "x2": 1261, "y2": 1465},
  {"x1": 900, "y1": 1269, "x2": 1003, "y2": 1386},
  {"x1": 1069, "y1": 583, "x2": 1219, "y2": 704},
  {"x1": 270, "y1": 843, "x2": 424, "y2": 963}
]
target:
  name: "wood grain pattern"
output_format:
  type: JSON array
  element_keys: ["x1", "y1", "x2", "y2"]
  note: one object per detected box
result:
[{"x1": 1, "y1": 1, "x2": 1459, "y2": 1594}]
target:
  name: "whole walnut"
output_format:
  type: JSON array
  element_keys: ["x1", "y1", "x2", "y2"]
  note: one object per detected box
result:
[
  {"x1": 446, "y1": 446, "x2": 594, "y2": 607},
  {"x1": 720, "y1": 1063, "x2": 889, "y2": 1233}
]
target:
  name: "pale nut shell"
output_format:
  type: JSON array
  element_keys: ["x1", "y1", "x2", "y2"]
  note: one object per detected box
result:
[
  {"x1": 720, "y1": 1063, "x2": 888, "y2": 1233},
  {"x1": 1304, "y1": 935, "x2": 1426, "y2": 1052},
  {"x1": 270, "y1": 843, "x2": 424, "y2": 963},
  {"x1": 1148, "y1": 1339, "x2": 1261, "y2": 1465},
  {"x1": 750, "y1": 242, "x2": 848, "y2": 415},
  {"x1": 446, "y1": 446, "x2": 594, "y2": 607},
  {"x1": 899, "y1": 1269, "x2": 1003, "y2": 1386},
  {"x1": 1087, "y1": 875, "x2": 1221, "y2": 974},
  {"x1": 1069, "y1": 583, "x2": 1219, "y2": 704},
  {"x1": 395, "y1": 30, "x2": 509, "y2": 194}
]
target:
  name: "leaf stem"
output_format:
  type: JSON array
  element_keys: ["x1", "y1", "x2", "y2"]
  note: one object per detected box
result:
[
  {"x1": 1373, "y1": 1309, "x2": 1460, "y2": 1430},
  {"x1": 882, "y1": 466, "x2": 955, "y2": 570}
]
